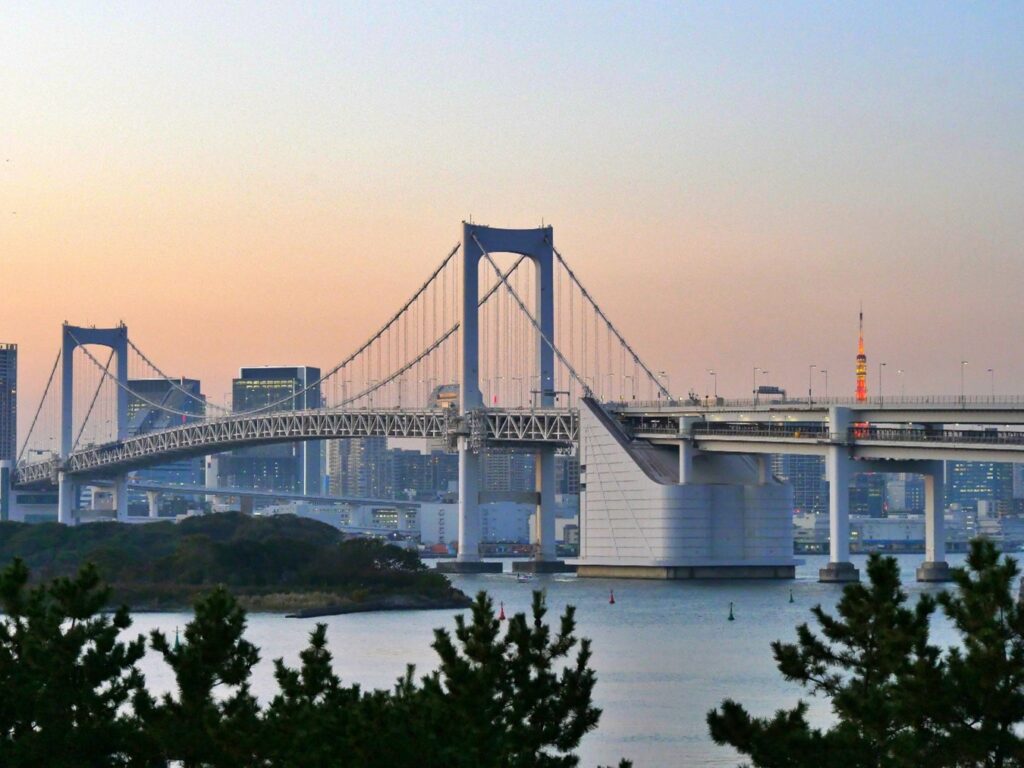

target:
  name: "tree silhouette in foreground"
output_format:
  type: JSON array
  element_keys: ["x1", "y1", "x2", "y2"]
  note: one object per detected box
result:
[
  {"x1": 0, "y1": 558, "x2": 628, "y2": 767},
  {"x1": 708, "y1": 540, "x2": 1024, "y2": 768}
]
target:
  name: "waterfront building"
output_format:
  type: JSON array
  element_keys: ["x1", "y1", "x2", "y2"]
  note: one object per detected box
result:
[
  {"x1": 0, "y1": 344, "x2": 16, "y2": 463},
  {"x1": 220, "y1": 366, "x2": 322, "y2": 495}
]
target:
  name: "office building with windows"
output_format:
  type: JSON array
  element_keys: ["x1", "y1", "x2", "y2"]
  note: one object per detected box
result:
[{"x1": 219, "y1": 366, "x2": 322, "y2": 495}]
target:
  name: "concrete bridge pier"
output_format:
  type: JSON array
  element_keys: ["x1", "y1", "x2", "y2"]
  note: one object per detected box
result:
[
  {"x1": 820, "y1": 408, "x2": 859, "y2": 583},
  {"x1": 58, "y1": 472, "x2": 76, "y2": 525},
  {"x1": 514, "y1": 447, "x2": 574, "y2": 574},
  {"x1": 146, "y1": 490, "x2": 160, "y2": 519},
  {"x1": 438, "y1": 438, "x2": 500, "y2": 573},
  {"x1": 113, "y1": 477, "x2": 128, "y2": 521},
  {"x1": 917, "y1": 462, "x2": 951, "y2": 582}
]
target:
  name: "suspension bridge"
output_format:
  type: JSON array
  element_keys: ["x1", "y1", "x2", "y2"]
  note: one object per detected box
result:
[{"x1": 4, "y1": 222, "x2": 1024, "y2": 583}]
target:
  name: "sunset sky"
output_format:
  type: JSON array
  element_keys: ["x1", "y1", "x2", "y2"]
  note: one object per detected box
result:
[{"x1": 2, "y1": 2, "x2": 1023, "y2": 428}]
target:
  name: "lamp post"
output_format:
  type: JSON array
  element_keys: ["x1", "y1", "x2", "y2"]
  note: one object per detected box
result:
[
  {"x1": 820, "y1": 369, "x2": 828, "y2": 400},
  {"x1": 878, "y1": 362, "x2": 886, "y2": 406},
  {"x1": 897, "y1": 369, "x2": 904, "y2": 398},
  {"x1": 707, "y1": 369, "x2": 718, "y2": 402},
  {"x1": 753, "y1": 367, "x2": 768, "y2": 404},
  {"x1": 658, "y1": 370, "x2": 670, "y2": 401},
  {"x1": 808, "y1": 364, "x2": 816, "y2": 405},
  {"x1": 988, "y1": 368, "x2": 994, "y2": 399},
  {"x1": 960, "y1": 360, "x2": 968, "y2": 405}
]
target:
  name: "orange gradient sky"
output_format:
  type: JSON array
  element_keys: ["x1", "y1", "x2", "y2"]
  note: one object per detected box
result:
[{"x1": 2, "y1": 2, "x2": 1023, "y2": 428}]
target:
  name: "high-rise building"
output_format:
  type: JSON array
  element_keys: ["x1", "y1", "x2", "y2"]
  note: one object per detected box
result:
[
  {"x1": 947, "y1": 461, "x2": 1014, "y2": 516},
  {"x1": 220, "y1": 366, "x2": 322, "y2": 495},
  {"x1": 850, "y1": 472, "x2": 887, "y2": 517},
  {"x1": 771, "y1": 454, "x2": 827, "y2": 515},
  {"x1": 126, "y1": 378, "x2": 206, "y2": 513},
  {"x1": 0, "y1": 344, "x2": 15, "y2": 463}
]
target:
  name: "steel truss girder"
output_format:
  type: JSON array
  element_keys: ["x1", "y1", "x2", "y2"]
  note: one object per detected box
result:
[{"x1": 13, "y1": 408, "x2": 580, "y2": 486}]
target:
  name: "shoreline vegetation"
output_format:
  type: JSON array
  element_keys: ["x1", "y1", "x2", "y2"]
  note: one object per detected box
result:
[{"x1": 0, "y1": 511, "x2": 471, "y2": 615}]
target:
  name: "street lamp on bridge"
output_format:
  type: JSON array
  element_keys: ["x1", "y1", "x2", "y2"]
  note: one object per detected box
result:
[
  {"x1": 820, "y1": 368, "x2": 828, "y2": 400},
  {"x1": 988, "y1": 368, "x2": 994, "y2": 399},
  {"x1": 707, "y1": 369, "x2": 717, "y2": 402},
  {"x1": 960, "y1": 361, "x2": 968, "y2": 405},
  {"x1": 753, "y1": 367, "x2": 768, "y2": 404},
  {"x1": 879, "y1": 362, "x2": 886, "y2": 406},
  {"x1": 808, "y1": 364, "x2": 816, "y2": 405}
]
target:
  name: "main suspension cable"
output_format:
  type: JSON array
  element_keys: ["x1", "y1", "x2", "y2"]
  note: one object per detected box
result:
[
  {"x1": 17, "y1": 348, "x2": 61, "y2": 463},
  {"x1": 551, "y1": 242, "x2": 670, "y2": 399}
]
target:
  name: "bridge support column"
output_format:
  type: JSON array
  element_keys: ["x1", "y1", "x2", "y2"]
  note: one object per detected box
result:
[
  {"x1": 58, "y1": 472, "x2": 76, "y2": 525},
  {"x1": 205, "y1": 456, "x2": 219, "y2": 508},
  {"x1": 820, "y1": 408, "x2": 859, "y2": 583},
  {"x1": 678, "y1": 417, "x2": 702, "y2": 483},
  {"x1": 438, "y1": 439, "x2": 500, "y2": 573},
  {"x1": 917, "y1": 463, "x2": 951, "y2": 582},
  {"x1": 514, "y1": 448, "x2": 574, "y2": 574},
  {"x1": 146, "y1": 491, "x2": 160, "y2": 519},
  {"x1": 113, "y1": 476, "x2": 128, "y2": 521}
]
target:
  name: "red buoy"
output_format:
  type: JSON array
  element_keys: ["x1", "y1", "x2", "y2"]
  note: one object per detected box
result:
[
  {"x1": 498, "y1": 601, "x2": 506, "y2": 621},
  {"x1": 609, "y1": 589, "x2": 615, "y2": 605}
]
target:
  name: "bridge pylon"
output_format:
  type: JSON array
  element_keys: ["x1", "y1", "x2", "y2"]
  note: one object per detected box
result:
[
  {"x1": 58, "y1": 323, "x2": 130, "y2": 524},
  {"x1": 442, "y1": 223, "x2": 563, "y2": 572}
]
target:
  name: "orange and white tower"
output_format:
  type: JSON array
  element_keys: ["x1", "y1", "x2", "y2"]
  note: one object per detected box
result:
[{"x1": 855, "y1": 307, "x2": 867, "y2": 402}]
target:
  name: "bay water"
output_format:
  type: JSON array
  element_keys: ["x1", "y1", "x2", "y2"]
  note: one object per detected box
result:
[{"x1": 129, "y1": 553, "x2": 971, "y2": 767}]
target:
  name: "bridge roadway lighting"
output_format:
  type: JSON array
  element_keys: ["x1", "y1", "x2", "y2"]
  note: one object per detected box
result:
[
  {"x1": 897, "y1": 369, "x2": 904, "y2": 398},
  {"x1": 988, "y1": 368, "x2": 994, "y2": 399},
  {"x1": 879, "y1": 362, "x2": 887, "y2": 406},
  {"x1": 752, "y1": 367, "x2": 767, "y2": 404},
  {"x1": 658, "y1": 370, "x2": 670, "y2": 401},
  {"x1": 960, "y1": 361, "x2": 968, "y2": 405},
  {"x1": 707, "y1": 369, "x2": 717, "y2": 401},
  {"x1": 808, "y1": 364, "x2": 816, "y2": 405},
  {"x1": 820, "y1": 369, "x2": 828, "y2": 400}
]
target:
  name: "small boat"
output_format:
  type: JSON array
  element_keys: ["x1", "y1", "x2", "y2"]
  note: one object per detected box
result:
[{"x1": 516, "y1": 572, "x2": 534, "y2": 583}]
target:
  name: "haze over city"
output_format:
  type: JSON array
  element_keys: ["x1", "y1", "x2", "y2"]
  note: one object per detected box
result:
[{"x1": 3, "y1": 1, "x2": 1023, "y2": 423}]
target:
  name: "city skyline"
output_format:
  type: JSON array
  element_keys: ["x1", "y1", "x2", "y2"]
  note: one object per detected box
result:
[{"x1": 3, "y1": 2, "x2": 1023, "y2": 427}]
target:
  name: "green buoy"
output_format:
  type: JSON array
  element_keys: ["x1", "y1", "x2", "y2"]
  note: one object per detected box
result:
[
  {"x1": 789, "y1": 589, "x2": 794, "y2": 603},
  {"x1": 728, "y1": 601, "x2": 735, "y2": 621}
]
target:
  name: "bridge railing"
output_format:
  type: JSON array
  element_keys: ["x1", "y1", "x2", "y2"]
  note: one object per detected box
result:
[
  {"x1": 685, "y1": 423, "x2": 1024, "y2": 446},
  {"x1": 612, "y1": 395, "x2": 1024, "y2": 410}
]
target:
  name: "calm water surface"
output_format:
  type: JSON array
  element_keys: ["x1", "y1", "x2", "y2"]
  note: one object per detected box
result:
[{"x1": 129, "y1": 554, "x2": 969, "y2": 767}]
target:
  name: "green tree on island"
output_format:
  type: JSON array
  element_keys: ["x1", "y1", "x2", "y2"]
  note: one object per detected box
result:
[{"x1": 708, "y1": 540, "x2": 1024, "y2": 768}]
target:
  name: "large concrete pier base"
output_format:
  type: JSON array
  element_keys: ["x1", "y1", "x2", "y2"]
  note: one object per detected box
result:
[
  {"x1": 513, "y1": 560, "x2": 576, "y2": 574},
  {"x1": 436, "y1": 560, "x2": 503, "y2": 574},
  {"x1": 576, "y1": 564, "x2": 795, "y2": 580},
  {"x1": 819, "y1": 561, "x2": 860, "y2": 583},
  {"x1": 916, "y1": 561, "x2": 953, "y2": 582}
]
